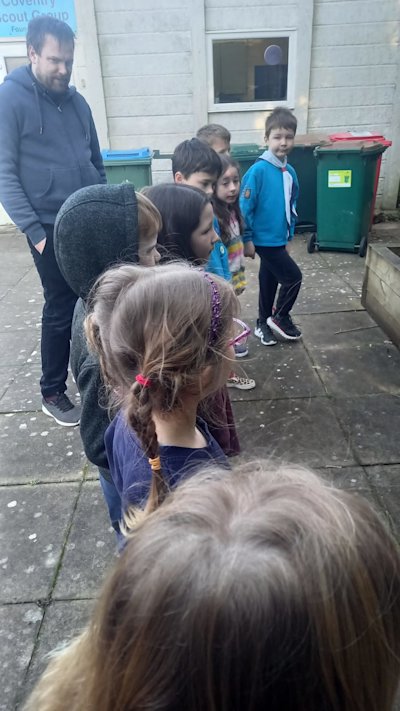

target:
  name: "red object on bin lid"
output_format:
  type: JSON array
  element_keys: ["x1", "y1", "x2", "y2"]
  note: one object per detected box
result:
[{"x1": 329, "y1": 132, "x2": 392, "y2": 148}]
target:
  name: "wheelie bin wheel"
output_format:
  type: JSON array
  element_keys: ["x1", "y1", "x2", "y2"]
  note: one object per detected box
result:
[
  {"x1": 307, "y1": 233, "x2": 317, "y2": 253},
  {"x1": 358, "y1": 236, "x2": 367, "y2": 258}
]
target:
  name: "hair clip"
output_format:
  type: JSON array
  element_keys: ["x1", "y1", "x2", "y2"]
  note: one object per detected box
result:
[
  {"x1": 135, "y1": 374, "x2": 151, "y2": 387},
  {"x1": 203, "y1": 272, "x2": 221, "y2": 347},
  {"x1": 148, "y1": 456, "x2": 161, "y2": 472}
]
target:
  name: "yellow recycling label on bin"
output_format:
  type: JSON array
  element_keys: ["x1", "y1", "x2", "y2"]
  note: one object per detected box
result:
[{"x1": 328, "y1": 170, "x2": 352, "y2": 188}]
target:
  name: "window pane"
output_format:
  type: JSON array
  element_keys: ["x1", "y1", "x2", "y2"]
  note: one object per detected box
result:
[
  {"x1": 5, "y1": 56, "x2": 27, "y2": 73},
  {"x1": 213, "y1": 37, "x2": 289, "y2": 104}
]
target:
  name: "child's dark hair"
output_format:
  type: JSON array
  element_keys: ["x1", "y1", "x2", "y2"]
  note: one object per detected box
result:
[
  {"x1": 212, "y1": 154, "x2": 244, "y2": 245},
  {"x1": 85, "y1": 263, "x2": 238, "y2": 518},
  {"x1": 172, "y1": 138, "x2": 222, "y2": 180},
  {"x1": 25, "y1": 461, "x2": 400, "y2": 711},
  {"x1": 265, "y1": 107, "x2": 297, "y2": 137},
  {"x1": 143, "y1": 183, "x2": 211, "y2": 263},
  {"x1": 196, "y1": 123, "x2": 231, "y2": 145}
]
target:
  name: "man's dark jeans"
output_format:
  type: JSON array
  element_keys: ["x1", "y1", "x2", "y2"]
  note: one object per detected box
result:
[{"x1": 28, "y1": 224, "x2": 77, "y2": 398}]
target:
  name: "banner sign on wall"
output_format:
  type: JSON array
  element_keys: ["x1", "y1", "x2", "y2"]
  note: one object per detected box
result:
[{"x1": 0, "y1": 1, "x2": 76, "y2": 38}]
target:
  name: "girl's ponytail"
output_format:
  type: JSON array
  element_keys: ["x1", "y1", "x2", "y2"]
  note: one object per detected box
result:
[{"x1": 125, "y1": 376, "x2": 169, "y2": 524}]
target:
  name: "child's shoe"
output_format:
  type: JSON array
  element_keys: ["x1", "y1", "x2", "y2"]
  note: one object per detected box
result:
[
  {"x1": 267, "y1": 314, "x2": 302, "y2": 341},
  {"x1": 254, "y1": 319, "x2": 277, "y2": 346},
  {"x1": 234, "y1": 341, "x2": 249, "y2": 358},
  {"x1": 227, "y1": 375, "x2": 256, "y2": 390}
]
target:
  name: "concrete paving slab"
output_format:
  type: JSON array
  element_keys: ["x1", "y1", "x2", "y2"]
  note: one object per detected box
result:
[
  {"x1": 0, "y1": 285, "x2": 42, "y2": 309},
  {"x1": 1, "y1": 229, "x2": 28, "y2": 248},
  {"x1": 331, "y1": 264, "x2": 365, "y2": 295},
  {"x1": 0, "y1": 483, "x2": 79, "y2": 603},
  {"x1": 332, "y1": 395, "x2": 400, "y2": 465},
  {"x1": 0, "y1": 364, "x2": 43, "y2": 413},
  {"x1": 0, "y1": 412, "x2": 85, "y2": 485},
  {"x1": 293, "y1": 277, "x2": 363, "y2": 315},
  {"x1": 228, "y1": 340, "x2": 325, "y2": 401},
  {"x1": 53, "y1": 481, "x2": 116, "y2": 600},
  {"x1": 233, "y1": 397, "x2": 356, "y2": 468},
  {"x1": 316, "y1": 465, "x2": 369, "y2": 489},
  {"x1": 0, "y1": 364, "x2": 80, "y2": 414},
  {"x1": 364, "y1": 463, "x2": 400, "y2": 534},
  {"x1": 13, "y1": 268, "x2": 42, "y2": 291},
  {"x1": 0, "y1": 331, "x2": 40, "y2": 368},
  {"x1": 19, "y1": 599, "x2": 93, "y2": 708},
  {"x1": 315, "y1": 464, "x2": 390, "y2": 523},
  {"x1": 0, "y1": 303, "x2": 41, "y2": 333},
  {"x1": 0, "y1": 253, "x2": 35, "y2": 272},
  {"x1": 317, "y1": 251, "x2": 367, "y2": 269},
  {"x1": 297, "y1": 310, "x2": 390, "y2": 346},
  {"x1": 0, "y1": 369, "x2": 17, "y2": 401},
  {"x1": 0, "y1": 270, "x2": 34, "y2": 296},
  {"x1": 306, "y1": 342, "x2": 400, "y2": 397},
  {"x1": 1, "y1": 223, "x2": 400, "y2": 707},
  {"x1": 0, "y1": 603, "x2": 43, "y2": 711},
  {"x1": 370, "y1": 222, "x2": 400, "y2": 244}
]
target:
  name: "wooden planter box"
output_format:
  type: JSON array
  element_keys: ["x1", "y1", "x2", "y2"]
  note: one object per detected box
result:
[{"x1": 361, "y1": 244, "x2": 400, "y2": 348}]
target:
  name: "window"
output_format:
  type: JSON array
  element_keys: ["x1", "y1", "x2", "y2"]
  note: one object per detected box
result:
[
  {"x1": 0, "y1": 42, "x2": 26, "y2": 81},
  {"x1": 207, "y1": 31, "x2": 296, "y2": 112}
]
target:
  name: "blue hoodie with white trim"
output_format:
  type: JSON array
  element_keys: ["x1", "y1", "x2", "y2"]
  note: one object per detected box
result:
[{"x1": 240, "y1": 156, "x2": 299, "y2": 247}]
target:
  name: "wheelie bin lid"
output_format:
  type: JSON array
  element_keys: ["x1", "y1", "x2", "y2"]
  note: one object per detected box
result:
[
  {"x1": 329, "y1": 132, "x2": 392, "y2": 148},
  {"x1": 294, "y1": 133, "x2": 331, "y2": 147},
  {"x1": 230, "y1": 143, "x2": 263, "y2": 157},
  {"x1": 101, "y1": 148, "x2": 152, "y2": 163},
  {"x1": 314, "y1": 140, "x2": 388, "y2": 156}
]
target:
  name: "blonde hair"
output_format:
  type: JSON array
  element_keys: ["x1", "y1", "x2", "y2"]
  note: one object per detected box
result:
[
  {"x1": 24, "y1": 461, "x2": 400, "y2": 711},
  {"x1": 85, "y1": 262, "x2": 238, "y2": 515},
  {"x1": 136, "y1": 191, "x2": 162, "y2": 243}
]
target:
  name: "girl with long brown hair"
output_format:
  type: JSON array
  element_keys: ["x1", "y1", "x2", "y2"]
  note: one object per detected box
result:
[
  {"x1": 24, "y1": 461, "x2": 400, "y2": 711},
  {"x1": 85, "y1": 261, "x2": 247, "y2": 519}
]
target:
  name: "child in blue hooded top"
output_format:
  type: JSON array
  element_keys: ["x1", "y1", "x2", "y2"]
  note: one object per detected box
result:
[{"x1": 240, "y1": 108, "x2": 302, "y2": 347}]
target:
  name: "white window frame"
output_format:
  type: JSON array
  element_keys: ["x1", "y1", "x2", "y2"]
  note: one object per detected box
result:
[
  {"x1": 0, "y1": 40, "x2": 27, "y2": 81},
  {"x1": 206, "y1": 29, "x2": 297, "y2": 113}
]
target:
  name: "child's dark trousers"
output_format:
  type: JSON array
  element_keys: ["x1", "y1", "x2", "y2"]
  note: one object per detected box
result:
[{"x1": 255, "y1": 245, "x2": 302, "y2": 321}]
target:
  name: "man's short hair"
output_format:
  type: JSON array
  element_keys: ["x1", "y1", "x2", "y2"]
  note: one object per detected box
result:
[
  {"x1": 26, "y1": 16, "x2": 75, "y2": 55},
  {"x1": 265, "y1": 108, "x2": 297, "y2": 137},
  {"x1": 196, "y1": 123, "x2": 231, "y2": 144},
  {"x1": 172, "y1": 138, "x2": 222, "y2": 179}
]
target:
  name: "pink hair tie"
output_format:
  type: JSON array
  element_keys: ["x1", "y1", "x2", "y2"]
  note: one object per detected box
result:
[{"x1": 135, "y1": 374, "x2": 151, "y2": 388}]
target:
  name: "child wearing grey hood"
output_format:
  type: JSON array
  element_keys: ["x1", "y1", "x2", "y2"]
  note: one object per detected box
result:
[{"x1": 54, "y1": 183, "x2": 161, "y2": 537}]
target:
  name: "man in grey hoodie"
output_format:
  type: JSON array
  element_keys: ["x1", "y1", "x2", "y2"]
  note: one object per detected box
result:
[{"x1": 0, "y1": 16, "x2": 106, "y2": 426}]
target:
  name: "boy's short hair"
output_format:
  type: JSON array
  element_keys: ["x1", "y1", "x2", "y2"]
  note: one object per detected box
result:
[
  {"x1": 196, "y1": 123, "x2": 231, "y2": 144},
  {"x1": 172, "y1": 138, "x2": 222, "y2": 180},
  {"x1": 265, "y1": 108, "x2": 297, "y2": 137}
]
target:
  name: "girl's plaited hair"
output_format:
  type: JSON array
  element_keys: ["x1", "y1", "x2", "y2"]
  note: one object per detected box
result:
[
  {"x1": 24, "y1": 461, "x2": 400, "y2": 711},
  {"x1": 85, "y1": 262, "x2": 237, "y2": 516},
  {"x1": 212, "y1": 153, "x2": 244, "y2": 245}
]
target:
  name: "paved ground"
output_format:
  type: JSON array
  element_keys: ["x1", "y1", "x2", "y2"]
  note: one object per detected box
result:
[{"x1": 1, "y1": 223, "x2": 400, "y2": 710}]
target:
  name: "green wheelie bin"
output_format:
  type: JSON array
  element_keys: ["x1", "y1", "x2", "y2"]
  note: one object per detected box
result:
[
  {"x1": 289, "y1": 133, "x2": 330, "y2": 232},
  {"x1": 101, "y1": 148, "x2": 152, "y2": 190},
  {"x1": 311, "y1": 141, "x2": 388, "y2": 257},
  {"x1": 230, "y1": 143, "x2": 263, "y2": 178}
]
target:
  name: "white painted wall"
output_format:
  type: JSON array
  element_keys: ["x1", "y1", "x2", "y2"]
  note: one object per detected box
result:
[
  {"x1": 309, "y1": 0, "x2": 400, "y2": 207},
  {"x1": 94, "y1": 0, "x2": 315, "y2": 183},
  {"x1": 1, "y1": 0, "x2": 399, "y2": 222}
]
